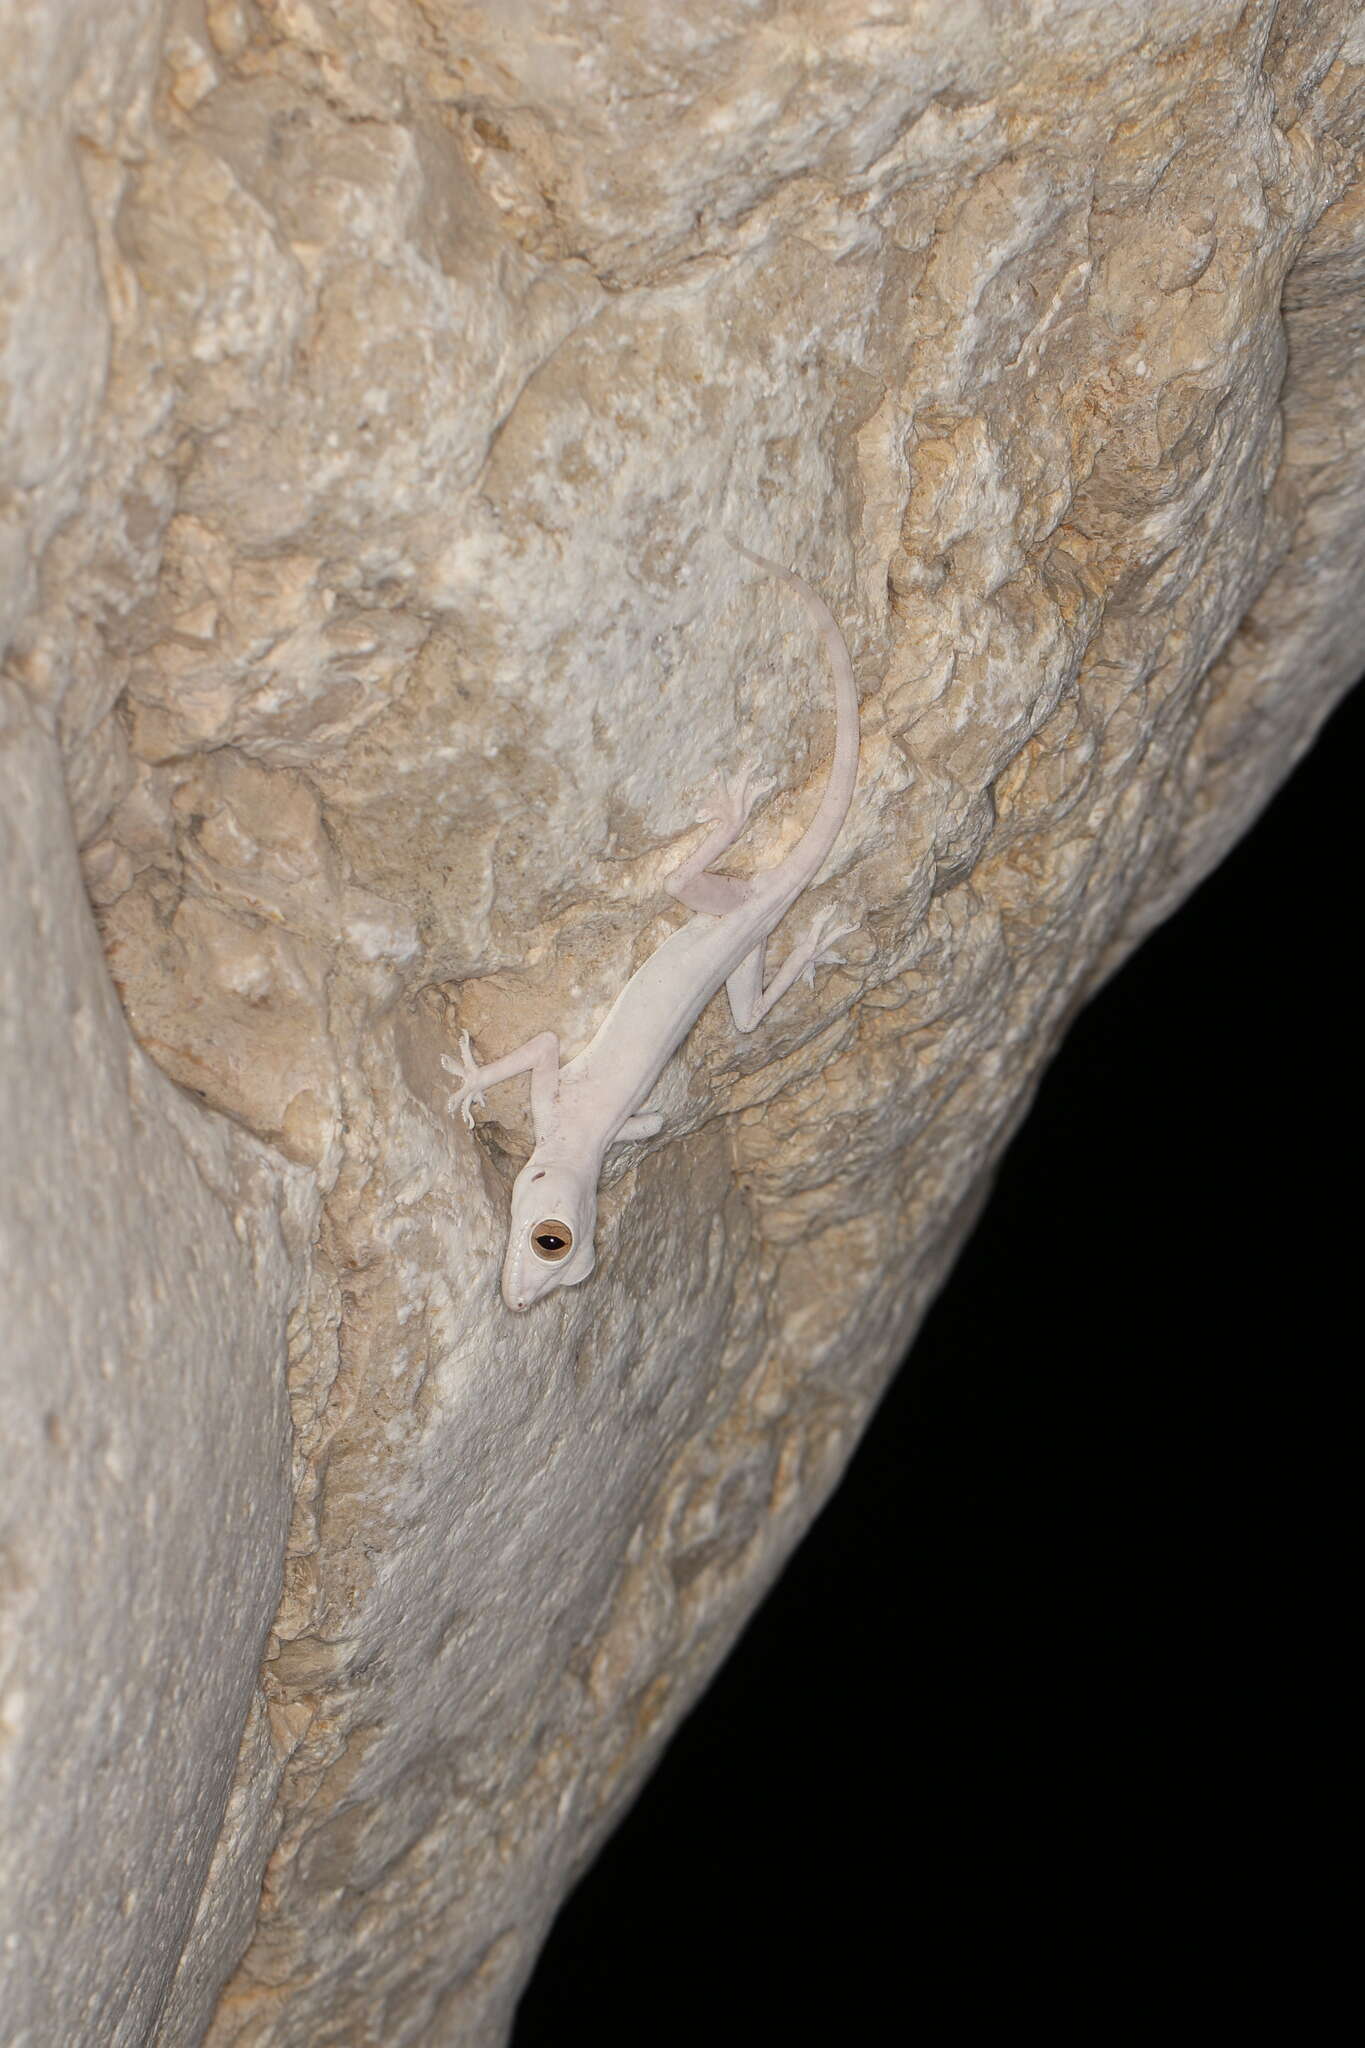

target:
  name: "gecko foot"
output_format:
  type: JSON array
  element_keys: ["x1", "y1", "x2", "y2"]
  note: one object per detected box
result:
[
  {"x1": 698, "y1": 754, "x2": 774, "y2": 839},
  {"x1": 440, "y1": 1029, "x2": 487, "y2": 1128},
  {"x1": 799, "y1": 905, "x2": 859, "y2": 987}
]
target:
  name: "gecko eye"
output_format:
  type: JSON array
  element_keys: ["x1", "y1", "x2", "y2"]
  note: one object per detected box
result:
[{"x1": 530, "y1": 1219, "x2": 573, "y2": 1262}]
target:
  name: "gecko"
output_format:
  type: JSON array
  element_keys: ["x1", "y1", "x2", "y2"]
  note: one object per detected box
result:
[{"x1": 444, "y1": 539, "x2": 860, "y2": 1311}]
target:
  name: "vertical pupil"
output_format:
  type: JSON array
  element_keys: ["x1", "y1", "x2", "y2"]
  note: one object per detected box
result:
[{"x1": 531, "y1": 1220, "x2": 573, "y2": 1261}]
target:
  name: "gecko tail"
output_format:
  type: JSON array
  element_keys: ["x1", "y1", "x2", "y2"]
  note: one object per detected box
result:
[
  {"x1": 716, "y1": 527, "x2": 860, "y2": 865},
  {"x1": 713, "y1": 528, "x2": 788, "y2": 578}
]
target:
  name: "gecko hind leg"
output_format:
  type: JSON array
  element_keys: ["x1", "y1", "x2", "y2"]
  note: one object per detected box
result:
[
  {"x1": 665, "y1": 756, "x2": 771, "y2": 916},
  {"x1": 442, "y1": 1028, "x2": 561, "y2": 1130},
  {"x1": 725, "y1": 905, "x2": 856, "y2": 1032}
]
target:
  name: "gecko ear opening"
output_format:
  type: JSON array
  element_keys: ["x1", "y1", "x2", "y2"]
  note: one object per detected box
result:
[{"x1": 530, "y1": 1220, "x2": 574, "y2": 1262}]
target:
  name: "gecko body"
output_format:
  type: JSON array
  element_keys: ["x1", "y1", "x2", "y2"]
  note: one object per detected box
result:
[{"x1": 445, "y1": 542, "x2": 860, "y2": 1310}]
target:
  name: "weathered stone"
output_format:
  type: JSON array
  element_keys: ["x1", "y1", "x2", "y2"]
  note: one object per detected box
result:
[
  {"x1": 1, "y1": 1, "x2": 1362, "y2": 2041},
  {"x1": 0, "y1": 681, "x2": 310, "y2": 2044}
]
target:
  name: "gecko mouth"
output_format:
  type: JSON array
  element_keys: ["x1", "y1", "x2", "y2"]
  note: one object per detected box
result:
[{"x1": 530, "y1": 1219, "x2": 573, "y2": 1262}]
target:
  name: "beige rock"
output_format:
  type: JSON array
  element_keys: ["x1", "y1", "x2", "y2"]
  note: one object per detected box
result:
[
  {"x1": 0, "y1": 681, "x2": 310, "y2": 2044},
  {"x1": 1, "y1": 0, "x2": 1362, "y2": 2041}
]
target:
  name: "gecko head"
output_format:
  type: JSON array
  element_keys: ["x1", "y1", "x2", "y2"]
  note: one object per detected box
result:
[{"x1": 501, "y1": 1160, "x2": 598, "y2": 1311}]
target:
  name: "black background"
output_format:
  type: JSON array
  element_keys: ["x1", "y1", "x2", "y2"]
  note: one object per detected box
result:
[{"x1": 514, "y1": 680, "x2": 1356, "y2": 2040}]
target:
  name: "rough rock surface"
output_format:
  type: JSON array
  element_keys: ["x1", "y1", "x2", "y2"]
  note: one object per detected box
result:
[
  {"x1": 0, "y1": 679, "x2": 309, "y2": 2044},
  {"x1": 1, "y1": 1, "x2": 1362, "y2": 2042}
]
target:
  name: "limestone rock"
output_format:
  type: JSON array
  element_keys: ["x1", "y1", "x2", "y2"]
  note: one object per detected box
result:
[
  {"x1": 0, "y1": 681, "x2": 310, "y2": 2044},
  {"x1": 1, "y1": 1, "x2": 1363, "y2": 2042}
]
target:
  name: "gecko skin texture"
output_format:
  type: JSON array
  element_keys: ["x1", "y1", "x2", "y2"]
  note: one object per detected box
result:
[{"x1": 444, "y1": 540, "x2": 861, "y2": 1311}]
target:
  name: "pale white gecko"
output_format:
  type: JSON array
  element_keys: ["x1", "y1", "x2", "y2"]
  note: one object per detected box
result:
[{"x1": 444, "y1": 540, "x2": 860, "y2": 1311}]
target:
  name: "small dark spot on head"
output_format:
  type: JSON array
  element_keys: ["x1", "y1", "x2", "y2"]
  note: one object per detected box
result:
[{"x1": 532, "y1": 1171, "x2": 545, "y2": 1181}]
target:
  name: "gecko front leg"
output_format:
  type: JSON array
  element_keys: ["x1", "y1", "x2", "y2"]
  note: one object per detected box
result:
[
  {"x1": 613, "y1": 1110, "x2": 664, "y2": 1143},
  {"x1": 724, "y1": 904, "x2": 857, "y2": 1033},
  {"x1": 442, "y1": 1027, "x2": 561, "y2": 1132}
]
